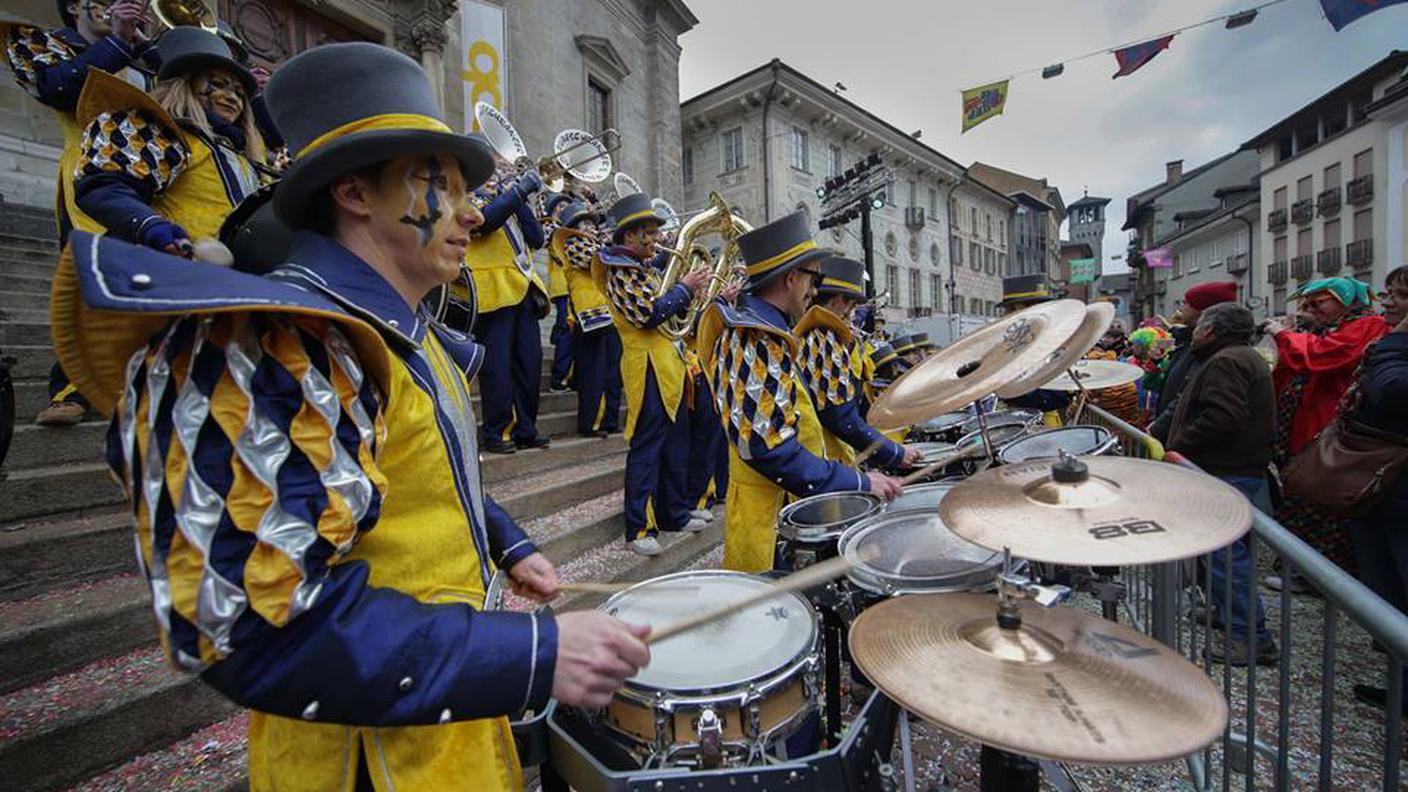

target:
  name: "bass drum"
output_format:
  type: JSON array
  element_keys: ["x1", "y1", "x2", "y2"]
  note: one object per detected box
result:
[
  {"x1": 997, "y1": 425, "x2": 1119, "y2": 465},
  {"x1": 218, "y1": 183, "x2": 293, "y2": 275},
  {"x1": 423, "y1": 267, "x2": 479, "y2": 336}
]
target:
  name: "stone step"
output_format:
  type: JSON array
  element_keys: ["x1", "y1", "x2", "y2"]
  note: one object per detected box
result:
[
  {"x1": 0, "y1": 575, "x2": 152, "y2": 694},
  {"x1": 0, "y1": 308, "x2": 47, "y2": 325},
  {"x1": 0, "y1": 506, "x2": 133, "y2": 603},
  {"x1": 492, "y1": 452, "x2": 626, "y2": 522},
  {"x1": 0, "y1": 233, "x2": 59, "y2": 253},
  {"x1": 1, "y1": 319, "x2": 51, "y2": 347},
  {"x1": 0, "y1": 289, "x2": 48, "y2": 314},
  {"x1": 482, "y1": 432, "x2": 625, "y2": 486},
  {"x1": 5, "y1": 420, "x2": 107, "y2": 469},
  {"x1": 68, "y1": 712, "x2": 250, "y2": 792},
  {"x1": 3, "y1": 272, "x2": 52, "y2": 293},
  {"x1": 0, "y1": 462, "x2": 124, "y2": 524},
  {"x1": 15, "y1": 379, "x2": 60, "y2": 421},
  {"x1": 2, "y1": 345, "x2": 53, "y2": 383},
  {"x1": 0, "y1": 254, "x2": 56, "y2": 280},
  {"x1": 0, "y1": 646, "x2": 239, "y2": 792}
]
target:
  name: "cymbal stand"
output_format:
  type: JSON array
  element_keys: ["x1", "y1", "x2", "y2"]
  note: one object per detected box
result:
[
  {"x1": 971, "y1": 399, "x2": 998, "y2": 469},
  {"x1": 1068, "y1": 368, "x2": 1091, "y2": 424}
]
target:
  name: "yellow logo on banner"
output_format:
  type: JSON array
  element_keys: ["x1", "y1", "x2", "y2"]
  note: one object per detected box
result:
[
  {"x1": 961, "y1": 80, "x2": 1009, "y2": 133},
  {"x1": 462, "y1": 40, "x2": 502, "y2": 129}
]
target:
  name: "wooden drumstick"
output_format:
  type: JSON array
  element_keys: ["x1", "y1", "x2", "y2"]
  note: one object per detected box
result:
[
  {"x1": 897, "y1": 443, "x2": 988, "y2": 486},
  {"x1": 854, "y1": 438, "x2": 886, "y2": 466},
  {"x1": 646, "y1": 549, "x2": 875, "y2": 645}
]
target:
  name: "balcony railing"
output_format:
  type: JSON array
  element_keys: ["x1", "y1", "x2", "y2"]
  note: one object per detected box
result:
[
  {"x1": 1291, "y1": 198, "x2": 1314, "y2": 225},
  {"x1": 1346, "y1": 238, "x2": 1373, "y2": 269},
  {"x1": 1225, "y1": 252, "x2": 1249, "y2": 275},
  {"x1": 1347, "y1": 174, "x2": 1373, "y2": 205},
  {"x1": 1316, "y1": 247, "x2": 1342, "y2": 275},
  {"x1": 1269, "y1": 260, "x2": 1288, "y2": 285},
  {"x1": 1267, "y1": 208, "x2": 1288, "y2": 231},
  {"x1": 1317, "y1": 186, "x2": 1341, "y2": 216},
  {"x1": 1291, "y1": 254, "x2": 1314, "y2": 280}
]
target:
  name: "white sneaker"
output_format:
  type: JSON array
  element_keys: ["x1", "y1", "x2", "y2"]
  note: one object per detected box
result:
[
  {"x1": 689, "y1": 508, "x2": 715, "y2": 523},
  {"x1": 681, "y1": 517, "x2": 708, "y2": 533},
  {"x1": 629, "y1": 536, "x2": 662, "y2": 556}
]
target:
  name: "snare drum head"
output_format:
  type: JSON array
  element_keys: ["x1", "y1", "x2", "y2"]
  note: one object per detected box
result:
[
  {"x1": 603, "y1": 571, "x2": 817, "y2": 693},
  {"x1": 841, "y1": 509, "x2": 1002, "y2": 594},
  {"x1": 777, "y1": 491, "x2": 882, "y2": 542},
  {"x1": 997, "y1": 425, "x2": 1115, "y2": 464},
  {"x1": 956, "y1": 423, "x2": 1027, "y2": 452},
  {"x1": 958, "y1": 409, "x2": 1039, "y2": 436},
  {"x1": 889, "y1": 481, "x2": 955, "y2": 512},
  {"x1": 918, "y1": 411, "x2": 968, "y2": 433},
  {"x1": 910, "y1": 442, "x2": 957, "y2": 463}
]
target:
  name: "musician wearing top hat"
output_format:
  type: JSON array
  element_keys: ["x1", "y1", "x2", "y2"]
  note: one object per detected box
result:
[
  {"x1": 466, "y1": 152, "x2": 550, "y2": 453},
  {"x1": 795, "y1": 255, "x2": 921, "y2": 469},
  {"x1": 49, "y1": 42, "x2": 649, "y2": 790},
  {"x1": 593, "y1": 192, "x2": 710, "y2": 555},
  {"x1": 4, "y1": 0, "x2": 158, "y2": 426},
  {"x1": 555, "y1": 199, "x2": 622, "y2": 436},
  {"x1": 698, "y1": 212, "x2": 904, "y2": 573},
  {"x1": 541, "y1": 191, "x2": 576, "y2": 392}
]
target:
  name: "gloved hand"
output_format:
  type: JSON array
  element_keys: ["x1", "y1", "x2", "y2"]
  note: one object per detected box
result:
[
  {"x1": 139, "y1": 218, "x2": 192, "y2": 258},
  {"x1": 515, "y1": 169, "x2": 544, "y2": 197}
]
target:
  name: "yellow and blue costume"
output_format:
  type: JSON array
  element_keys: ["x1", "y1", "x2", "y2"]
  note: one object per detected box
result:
[
  {"x1": 465, "y1": 172, "x2": 548, "y2": 449},
  {"x1": 794, "y1": 306, "x2": 904, "y2": 467},
  {"x1": 554, "y1": 203, "x2": 621, "y2": 435},
  {"x1": 542, "y1": 192, "x2": 575, "y2": 390}
]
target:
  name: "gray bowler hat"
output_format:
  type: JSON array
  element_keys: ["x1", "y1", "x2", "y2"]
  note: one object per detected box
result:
[
  {"x1": 264, "y1": 42, "x2": 496, "y2": 229},
  {"x1": 157, "y1": 27, "x2": 256, "y2": 95}
]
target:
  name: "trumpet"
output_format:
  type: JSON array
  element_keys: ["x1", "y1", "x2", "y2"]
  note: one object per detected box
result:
[
  {"x1": 654, "y1": 191, "x2": 753, "y2": 341},
  {"x1": 475, "y1": 102, "x2": 618, "y2": 193}
]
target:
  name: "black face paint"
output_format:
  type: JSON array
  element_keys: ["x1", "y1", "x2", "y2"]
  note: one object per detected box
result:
[{"x1": 400, "y1": 158, "x2": 445, "y2": 248}]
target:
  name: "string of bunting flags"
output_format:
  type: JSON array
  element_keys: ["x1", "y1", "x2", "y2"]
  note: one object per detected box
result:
[{"x1": 961, "y1": 0, "x2": 1407, "y2": 133}]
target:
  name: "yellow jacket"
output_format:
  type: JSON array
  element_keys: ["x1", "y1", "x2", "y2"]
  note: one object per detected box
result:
[
  {"x1": 467, "y1": 181, "x2": 548, "y2": 315},
  {"x1": 554, "y1": 228, "x2": 613, "y2": 333}
]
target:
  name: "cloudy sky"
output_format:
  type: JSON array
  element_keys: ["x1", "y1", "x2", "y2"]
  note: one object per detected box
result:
[{"x1": 676, "y1": 0, "x2": 1406, "y2": 273}]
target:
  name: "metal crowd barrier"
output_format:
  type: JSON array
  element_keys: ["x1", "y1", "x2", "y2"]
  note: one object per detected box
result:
[{"x1": 1073, "y1": 403, "x2": 1407, "y2": 791}]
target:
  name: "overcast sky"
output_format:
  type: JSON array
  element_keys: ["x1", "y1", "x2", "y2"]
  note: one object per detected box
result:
[{"x1": 676, "y1": 0, "x2": 1406, "y2": 273}]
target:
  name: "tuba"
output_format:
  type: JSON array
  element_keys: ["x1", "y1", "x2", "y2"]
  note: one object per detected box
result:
[{"x1": 653, "y1": 191, "x2": 753, "y2": 341}]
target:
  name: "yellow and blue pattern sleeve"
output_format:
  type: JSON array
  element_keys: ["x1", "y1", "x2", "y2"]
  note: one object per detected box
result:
[
  {"x1": 604, "y1": 264, "x2": 658, "y2": 328},
  {"x1": 5, "y1": 25, "x2": 73, "y2": 97},
  {"x1": 564, "y1": 235, "x2": 598, "y2": 270},
  {"x1": 76, "y1": 108, "x2": 189, "y2": 194},
  {"x1": 799, "y1": 327, "x2": 856, "y2": 409},
  {"x1": 711, "y1": 325, "x2": 800, "y2": 457},
  {"x1": 108, "y1": 312, "x2": 388, "y2": 671}
]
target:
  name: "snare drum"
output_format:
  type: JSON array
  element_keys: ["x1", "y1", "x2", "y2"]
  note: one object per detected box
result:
[
  {"x1": 957, "y1": 408, "x2": 1042, "y2": 437},
  {"x1": 777, "y1": 491, "x2": 884, "y2": 569},
  {"x1": 839, "y1": 509, "x2": 1005, "y2": 597},
  {"x1": 911, "y1": 411, "x2": 969, "y2": 443},
  {"x1": 903, "y1": 441, "x2": 963, "y2": 483},
  {"x1": 997, "y1": 425, "x2": 1119, "y2": 465},
  {"x1": 954, "y1": 422, "x2": 1029, "y2": 460},
  {"x1": 598, "y1": 571, "x2": 820, "y2": 767},
  {"x1": 888, "y1": 480, "x2": 957, "y2": 512}
]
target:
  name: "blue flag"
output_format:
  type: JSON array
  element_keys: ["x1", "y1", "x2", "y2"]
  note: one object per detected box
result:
[
  {"x1": 1112, "y1": 35, "x2": 1174, "y2": 79},
  {"x1": 1320, "y1": 0, "x2": 1408, "y2": 30}
]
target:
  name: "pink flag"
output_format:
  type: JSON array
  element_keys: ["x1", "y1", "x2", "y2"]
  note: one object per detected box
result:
[
  {"x1": 1144, "y1": 246, "x2": 1173, "y2": 268},
  {"x1": 1112, "y1": 35, "x2": 1174, "y2": 79}
]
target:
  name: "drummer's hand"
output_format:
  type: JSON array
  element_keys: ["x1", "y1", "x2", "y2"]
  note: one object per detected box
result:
[
  {"x1": 899, "y1": 445, "x2": 925, "y2": 468},
  {"x1": 865, "y1": 472, "x2": 904, "y2": 501},
  {"x1": 552, "y1": 612, "x2": 652, "y2": 708},
  {"x1": 508, "y1": 552, "x2": 558, "y2": 602}
]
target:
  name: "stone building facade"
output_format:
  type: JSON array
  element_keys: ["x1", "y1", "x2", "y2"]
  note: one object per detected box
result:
[
  {"x1": 968, "y1": 161, "x2": 1065, "y2": 281},
  {"x1": 0, "y1": 0, "x2": 695, "y2": 214},
  {"x1": 948, "y1": 178, "x2": 1016, "y2": 317},
  {"x1": 1066, "y1": 193, "x2": 1110, "y2": 270},
  {"x1": 680, "y1": 59, "x2": 1005, "y2": 321}
]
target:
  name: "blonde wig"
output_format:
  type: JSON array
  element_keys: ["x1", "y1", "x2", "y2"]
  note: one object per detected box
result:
[{"x1": 153, "y1": 70, "x2": 267, "y2": 165}]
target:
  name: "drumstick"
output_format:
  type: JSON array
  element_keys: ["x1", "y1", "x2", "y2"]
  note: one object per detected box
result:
[
  {"x1": 646, "y1": 550, "x2": 875, "y2": 645},
  {"x1": 853, "y1": 438, "x2": 886, "y2": 466},
  {"x1": 897, "y1": 443, "x2": 988, "y2": 486}
]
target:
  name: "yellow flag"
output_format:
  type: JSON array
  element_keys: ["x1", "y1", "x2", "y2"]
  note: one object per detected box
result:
[{"x1": 961, "y1": 80, "x2": 1009, "y2": 133}]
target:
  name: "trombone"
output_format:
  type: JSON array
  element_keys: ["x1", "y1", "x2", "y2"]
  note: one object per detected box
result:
[{"x1": 475, "y1": 102, "x2": 619, "y2": 193}]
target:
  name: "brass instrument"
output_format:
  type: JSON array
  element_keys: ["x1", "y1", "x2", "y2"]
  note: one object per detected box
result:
[
  {"x1": 474, "y1": 102, "x2": 618, "y2": 193},
  {"x1": 653, "y1": 191, "x2": 753, "y2": 341},
  {"x1": 152, "y1": 0, "x2": 217, "y2": 30}
]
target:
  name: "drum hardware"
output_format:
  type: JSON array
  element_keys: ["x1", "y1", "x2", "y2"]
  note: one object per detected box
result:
[
  {"x1": 896, "y1": 441, "x2": 987, "y2": 486},
  {"x1": 867, "y1": 299, "x2": 1086, "y2": 431},
  {"x1": 910, "y1": 411, "x2": 970, "y2": 444},
  {"x1": 940, "y1": 452, "x2": 1254, "y2": 566}
]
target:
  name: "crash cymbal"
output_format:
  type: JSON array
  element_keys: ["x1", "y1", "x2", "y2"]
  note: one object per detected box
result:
[
  {"x1": 868, "y1": 300, "x2": 1086, "y2": 430},
  {"x1": 848, "y1": 593, "x2": 1228, "y2": 764},
  {"x1": 940, "y1": 456, "x2": 1252, "y2": 565},
  {"x1": 1041, "y1": 358, "x2": 1144, "y2": 391},
  {"x1": 996, "y1": 302, "x2": 1115, "y2": 399}
]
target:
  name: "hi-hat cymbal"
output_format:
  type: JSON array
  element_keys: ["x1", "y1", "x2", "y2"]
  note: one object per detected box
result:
[
  {"x1": 868, "y1": 300, "x2": 1086, "y2": 430},
  {"x1": 940, "y1": 456, "x2": 1252, "y2": 565},
  {"x1": 849, "y1": 593, "x2": 1228, "y2": 764},
  {"x1": 1041, "y1": 358, "x2": 1144, "y2": 391},
  {"x1": 996, "y1": 302, "x2": 1115, "y2": 398}
]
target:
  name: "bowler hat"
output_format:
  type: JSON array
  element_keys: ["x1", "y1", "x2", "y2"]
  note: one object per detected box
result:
[
  {"x1": 265, "y1": 42, "x2": 496, "y2": 229},
  {"x1": 815, "y1": 255, "x2": 866, "y2": 299},
  {"x1": 1000, "y1": 273, "x2": 1052, "y2": 305},
  {"x1": 607, "y1": 192, "x2": 663, "y2": 242},
  {"x1": 157, "y1": 27, "x2": 256, "y2": 96},
  {"x1": 737, "y1": 211, "x2": 827, "y2": 290},
  {"x1": 560, "y1": 201, "x2": 597, "y2": 230},
  {"x1": 543, "y1": 191, "x2": 572, "y2": 218},
  {"x1": 870, "y1": 341, "x2": 898, "y2": 368}
]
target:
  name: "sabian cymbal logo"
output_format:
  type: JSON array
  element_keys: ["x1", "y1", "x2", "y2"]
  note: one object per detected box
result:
[{"x1": 1088, "y1": 519, "x2": 1166, "y2": 540}]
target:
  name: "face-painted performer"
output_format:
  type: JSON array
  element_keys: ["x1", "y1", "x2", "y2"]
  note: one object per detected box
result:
[
  {"x1": 3, "y1": 0, "x2": 159, "y2": 426},
  {"x1": 49, "y1": 42, "x2": 652, "y2": 791}
]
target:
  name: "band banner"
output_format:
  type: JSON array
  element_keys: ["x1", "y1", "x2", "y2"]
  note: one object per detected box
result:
[
  {"x1": 1143, "y1": 246, "x2": 1173, "y2": 269},
  {"x1": 961, "y1": 80, "x2": 1009, "y2": 133},
  {"x1": 460, "y1": 0, "x2": 506, "y2": 131},
  {"x1": 1068, "y1": 257, "x2": 1098, "y2": 284}
]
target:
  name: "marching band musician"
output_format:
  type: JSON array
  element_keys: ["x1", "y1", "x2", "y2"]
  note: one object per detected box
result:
[
  {"x1": 555, "y1": 199, "x2": 622, "y2": 437},
  {"x1": 541, "y1": 191, "x2": 576, "y2": 392},
  {"x1": 466, "y1": 155, "x2": 551, "y2": 453},
  {"x1": 593, "y1": 192, "x2": 710, "y2": 556},
  {"x1": 4, "y1": 0, "x2": 158, "y2": 426},
  {"x1": 50, "y1": 43, "x2": 650, "y2": 791},
  {"x1": 683, "y1": 344, "x2": 728, "y2": 525},
  {"x1": 72, "y1": 26, "x2": 265, "y2": 257},
  {"x1": 697, "y1": 212, "x2": 904, "y2": 573},
  {"x1": 795, "y1": 255, "x2": 921, "y2": 468}
]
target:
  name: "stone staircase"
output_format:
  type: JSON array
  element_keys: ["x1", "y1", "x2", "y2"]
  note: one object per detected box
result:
[{"x1": 0, "y1": 232, "x2": 724, "y2": 791}]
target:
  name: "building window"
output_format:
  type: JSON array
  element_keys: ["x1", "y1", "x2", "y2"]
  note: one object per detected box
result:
[
  {"x1": 1353, "y1": 208, "x2": 1372, "y2": 240},
  {"x1": 587, "y1": 79, "x2": 612, "y2": 133},
  {"x1": 682, "y1": 146, "x2": 693, "y2": 185},
  {"x1": 1353, "y1": 148, "x2": 1373, "y2": 178},
  {"x1": 1273, "y1": 236, "x2": 1287, "y2": 261},
  {"x1": 930, "y1": 242, "x2": 941, "y2": 266},
  {"x1": 1324, "y1": 218, "x2": 1341, "y2": 248},
  {"x1": 930, "y1": 273, "x2": 942, "y2": 307},
  {"x1": 907, "y1": 179, "x2": 917, "y2": 208},
  {"x1": 721, "y1": 127, "x2": 745, "y2": 172},
  {"x1": 1172, "y1": 254, "x2": 1182, "y2": 277},
  {"x1": 928, "y1": 187, "x2": 938, "y2": 219},
  {"x1": 970, "y1": 242, "x2": 980, "y2": 271},
  {"x1": 985, "y1": 300, "x2": 995, "y2": 316},
  {"x1": 952, "y1": 238, "x2": 962, "y2": 266},
  {"x1": 999, "y1": 252, "x2": 1006, "y2": 275},
  {"x1": 998, "y1": 220, "x2": 1006, "y2": 247},
  {"x1": 1296, "y1": 227, "x2": 1312, "y2": 257},
  {"x1": 1273, "y1": 186, "x2": 1287, "y2": 211},
  {"x1": 909, "y1": 269, "x2": 922, "y2": 308},
  {"x1": 970, "y1": 207, "x2": 978, "y2": 234},
  {"x1": 886, "y1": 265, "x2": 900, "y2": 301},
  {"x1": 985, "y1": 214, "x2": 993, "y2": 241},
  {"x1": 790, "y1": 127, "x2": 809, "y2": 172},
  {"x1": 829, "y1": 145, "x2": 843, "y2": 177},
  {"x1": 1296, "y1": 175, "x2": 1313, "y2": 202},
  {"x1": 1324, "y1": 162, "x2": 1341, "y2": 188}
]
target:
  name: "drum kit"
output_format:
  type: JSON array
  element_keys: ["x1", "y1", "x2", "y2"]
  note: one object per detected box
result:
[{"x1": 526, "y1": 298, "x2": 1248, "y2": 791}]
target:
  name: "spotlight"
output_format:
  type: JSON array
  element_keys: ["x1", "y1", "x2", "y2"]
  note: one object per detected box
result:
[
  {"x1": 816, "y1": 185, "x2": 827, "y2": 200},
  {"x1": 870, "y1": 192, "x2": 886, "y2": 210}
]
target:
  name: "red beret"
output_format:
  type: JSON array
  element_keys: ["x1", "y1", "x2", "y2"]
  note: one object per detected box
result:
[{"x1": 1184, "y1": 281, "x2": 1238, "y2": 311}]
